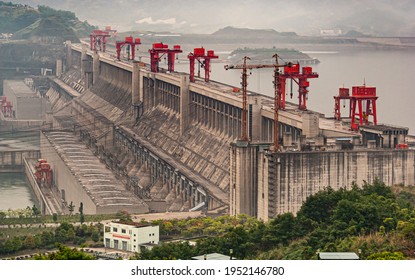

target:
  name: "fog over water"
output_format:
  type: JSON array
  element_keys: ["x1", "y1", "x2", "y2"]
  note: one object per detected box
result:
[{"x1": 174, "y1": 48, "x2": 415, "y2": 134}]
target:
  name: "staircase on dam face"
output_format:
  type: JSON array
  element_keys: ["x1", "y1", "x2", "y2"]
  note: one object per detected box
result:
[
  {"x1": 59, "y1": 68, "x2": 85, "y2": 94},
  {"x1": 50, "y1": 65, "x2": 232, "y2": 212},
  {"x1": 133, "y1": 104, "x2": 233, "y2": 193}
]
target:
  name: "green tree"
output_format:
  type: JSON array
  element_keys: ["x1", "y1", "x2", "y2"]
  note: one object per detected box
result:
[
  {"x1": 68, "y1": 201, "x2": 74, "y2": 216},
  {"x1": 52, "y1": 213, "x2": 58, "y2": 223},
  {"x1": 91, "y1": 230, "x2": 100, "y2": 243},
  {"x1": 23, "y1": 235, "x2": 36, "y2": 250},
  {"x1": 78, "y1": 202, "x2": 84, "y2": 224},
  {"x1": 33, "y1": 243, "x2": 96, "y2": 260},
  {"x1": 31, "y1": 205, "x2": 41, "y2": 218},
  {"x1": 366, "y1": 252, "x2": 406, "y2": 260},
  {"x1": 78, "y1": 202, "x2": 83, "y2": 215},
  {"x1": 116, "y1": 210, "x2": 132, "y2": 222}
]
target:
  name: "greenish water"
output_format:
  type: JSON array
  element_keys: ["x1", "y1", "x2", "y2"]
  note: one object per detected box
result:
[{"x1": 0, "y1": 173, "x2": 37, "y2": 211}]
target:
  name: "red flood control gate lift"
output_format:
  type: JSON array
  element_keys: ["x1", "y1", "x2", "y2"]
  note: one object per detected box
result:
[
  {"x1": 149, "y1": 43, "x2": 182, "y2": 73},
  {"x1": 350, "y1": 85, "x2": 378, "y2": 131},
  {"x1": 279, "y1": 63, "x2": 318, "y2": 111},
  {"x1": 333, "y1": 85, "x2": 378, "y2": 131},
  {"x1": 1, "y1": 96, "x2": 13, "y2": 118},
  {"x1": 90, "y1": 30, "x2": 111, "y2": 52},
  {"x1": 34, "y1": 159, "x2": 53, "y2": 188},
  {"x1": 116, "y1": 36, "x2": 141, "y2": 61},
  {"x1": 188, "y1": 48, "x2": 218, "y2": 82}
]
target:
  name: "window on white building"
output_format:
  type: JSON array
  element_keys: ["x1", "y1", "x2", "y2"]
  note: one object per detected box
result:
[
  {"x1": 121, "y1": 229, "x2": 126, "y2": 234},
  {"x1": 113, "y1": 227, "x2": 118, "y2": 232}
]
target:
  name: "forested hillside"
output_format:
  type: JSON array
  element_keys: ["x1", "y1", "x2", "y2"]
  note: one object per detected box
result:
[
  {"x1": 1, "y1": 181, "x2": 414, "y2": 260},
  {"x1": 0, "y1": 1, "x2": 95, "y2": 40},
  {"x1": 136, "y1": 181, "x2": 415, "y2": 260}
]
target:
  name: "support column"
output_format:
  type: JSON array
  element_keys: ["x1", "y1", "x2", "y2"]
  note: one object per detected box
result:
[
  {"x1": 302, "y1": 111, "x2": 320, "y2": 138},
  {"x1": 65, "y1": 40, "x2": 72, "y2": 69},
  {"x1": 180, "y1": 74, "x2": 190, "y2": 136},
  {"x1": 56, "y1": 59, "x2": 63, "y2": 77},
  {"x1": 230, "y1": 142, "x2": 265, "y2": 217},
  {"x1": 132, "y1": 61, "x2": 141, "y2": 119},
  {"x1": 93, "y1": 51, "x2": 100, "y2": 85},
  {"x1": 81, "y1": 44, "x2": 87, "y2": 84},
  {"x1": 248, "y1": 94, "x2": 262, "y2": 142},
  {"x1": 139, "y1": 71, "x2": 145, "y2": 109}
]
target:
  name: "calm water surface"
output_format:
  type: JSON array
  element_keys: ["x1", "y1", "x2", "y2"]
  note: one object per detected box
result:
[
  {"x1": 175, "y1": 48, "x2": 415, "y2": 133},
  {"x1": 0, "y1": 173, "x2": 36, "y2": 211}
]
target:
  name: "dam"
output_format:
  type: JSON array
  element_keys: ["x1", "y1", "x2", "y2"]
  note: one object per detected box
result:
[{"x1": 1, "y1": 39, "x2": 414, "y2": 220}]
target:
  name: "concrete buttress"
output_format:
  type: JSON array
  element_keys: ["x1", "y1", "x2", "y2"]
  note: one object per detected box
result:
[{"x1": 180, "y1": 74, "x2": 190, "y2": 135}]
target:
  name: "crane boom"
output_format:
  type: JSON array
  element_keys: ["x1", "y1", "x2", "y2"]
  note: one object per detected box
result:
[{"x1": 224, "y1": 55, "x2": 290, "y2": 151}]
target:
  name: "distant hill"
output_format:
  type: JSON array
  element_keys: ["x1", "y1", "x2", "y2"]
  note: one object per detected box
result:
[
  {"x1": 212, "y1": 26, "x2": 297, "y2": 38},
  {"x1": 0, "y1": 2, "x2": 95, "y2": 41},
  {"x1": 228, "y1": 47, "x2": 320, "y2": 65}
]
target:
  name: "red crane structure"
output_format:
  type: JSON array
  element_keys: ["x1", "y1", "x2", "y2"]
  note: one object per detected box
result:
[
  {"x1": 188, "y1": 47, "x2": 218, "y2": 82},
  {"x1": 278, "y1": 63, "x2": 319, "y2": 111},
  {"x1": 333, "y1": 84, "x2": 378, "y2": 131},
  {"x1": 116, "y1": 36, "x2": 141, "y2": 61},
  {"x1": 333, "y1": 87, "x2": 352, "y2": 121},
  {"x1": 225, "y1": 55, "x2": 290, "y2": 151},
  {"x1": 1, "y1": 96, "x2": 13, "y2": 118},
  {"x1": 149, "y1": 43, "x2": 183, "y2": 73},
  {"x1": 34, "y1": 159, "x2": 53, "y2": 188},
  {"x1": 90, "y1": 30, "x2": 111, "y2": 52},
  {"x1": 350, "y1": 85, "x2": 378, "y2": 131}
]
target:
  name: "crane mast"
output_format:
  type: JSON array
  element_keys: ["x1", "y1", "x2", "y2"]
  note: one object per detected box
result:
[{"x1": 225, "y1": 55, "x2": 289, "y2": 151}]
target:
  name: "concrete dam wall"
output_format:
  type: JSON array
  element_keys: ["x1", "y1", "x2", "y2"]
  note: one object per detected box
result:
[
  {"x1": 42, "y1": 43, "x2": 415, "y2": 218},
  {"x1": 260, "y1": 149, "x2": 415, "y2": 220}
]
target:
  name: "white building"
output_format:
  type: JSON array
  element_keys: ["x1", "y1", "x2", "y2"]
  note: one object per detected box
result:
[
  {"x1": 104, "y1": 221, "x2": 159, "y2": 252},
  {"x1": 320, "y1": 29, "x2": 342, "y2": 36}
]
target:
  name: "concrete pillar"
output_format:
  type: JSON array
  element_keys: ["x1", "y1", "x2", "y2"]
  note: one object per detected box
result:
[
  {"x1": 248, "y1": 95, "x2": 262, "y2": 142},
  {"x1": 302, "y1": 111, "x2": 320, "y2": 138},
  {"x1": 283, "y1": 132, "x2": 292, "y2": 147},
  {"x1": 56, "y1": 59, "x2": 63, "y2": 77},
  {"x1": 92, "y1": 51, "x2": 100, "y2": 85},
  {"x1": 151, "y1": 74, "x2": 157, "y2": 108},
  {"x1": 257, "y1": 151, "x2": 269, "y2": 222},
  {"x1": 65, "y1": 40, "x2": 72, "y2": 69},
  {"x1": 81, "y1": 44, "x2": 87, "y2": 79},
  {"x1": 229, "y1": 142, "x2": 261, "y2": 217},
  {"x1": 180, "y1": 74, "x2": 190, "y2": 136},
  {"x1": 139, "y1": 71, "x2": 144, "y2": 108},
  {"x1": 132, "y1": 61, "x2": 140, "y2": 105}
]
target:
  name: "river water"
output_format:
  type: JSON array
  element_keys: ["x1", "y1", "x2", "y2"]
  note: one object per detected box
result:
[
  {"x1": 0, "y1": 173, "x2": 36, "y2": 211},
  {"x1": 175, "y1": 47, "x2": 415, "y2": 133}
]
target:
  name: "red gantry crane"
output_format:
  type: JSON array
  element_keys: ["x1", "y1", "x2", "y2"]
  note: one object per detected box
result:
[
  {"x1": 350, "y1": 85, "x2": 378, "y2": 131},
  {"x1": 116, "y1": 36, "x2": 141, "y2": 61},
  {"x1": 34, "y1": 159, "x2": 53, "y2": 188},
  {"x1": 333, "y1": 84, "x2": 378, "y2": 131},
  {"x1": 1, "y1": 96, "x2": 13, "y2": 118},
  {"x1": 278, "y1": 63, "x2": 319, "y2": 111},
  {"x1": 333, "y1": 87, "x2": 352, "y2": 121},
  {"x1": 90, "y1": 29, "x2": 111, "y2": 52},
  {"x1": 188, "y1": 47, "x2": 219, "y2": 82},
  {"x1": 225, "y1": 55, "x2": 290, "y2": 151},
  {"x1": 149, "y1": 43, "x2": 183, "y2": 73}
]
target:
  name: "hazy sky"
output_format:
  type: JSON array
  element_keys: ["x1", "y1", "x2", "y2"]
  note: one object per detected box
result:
[{"x1": 11, "y1": 0, "x2": 415, "y2": 35}]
